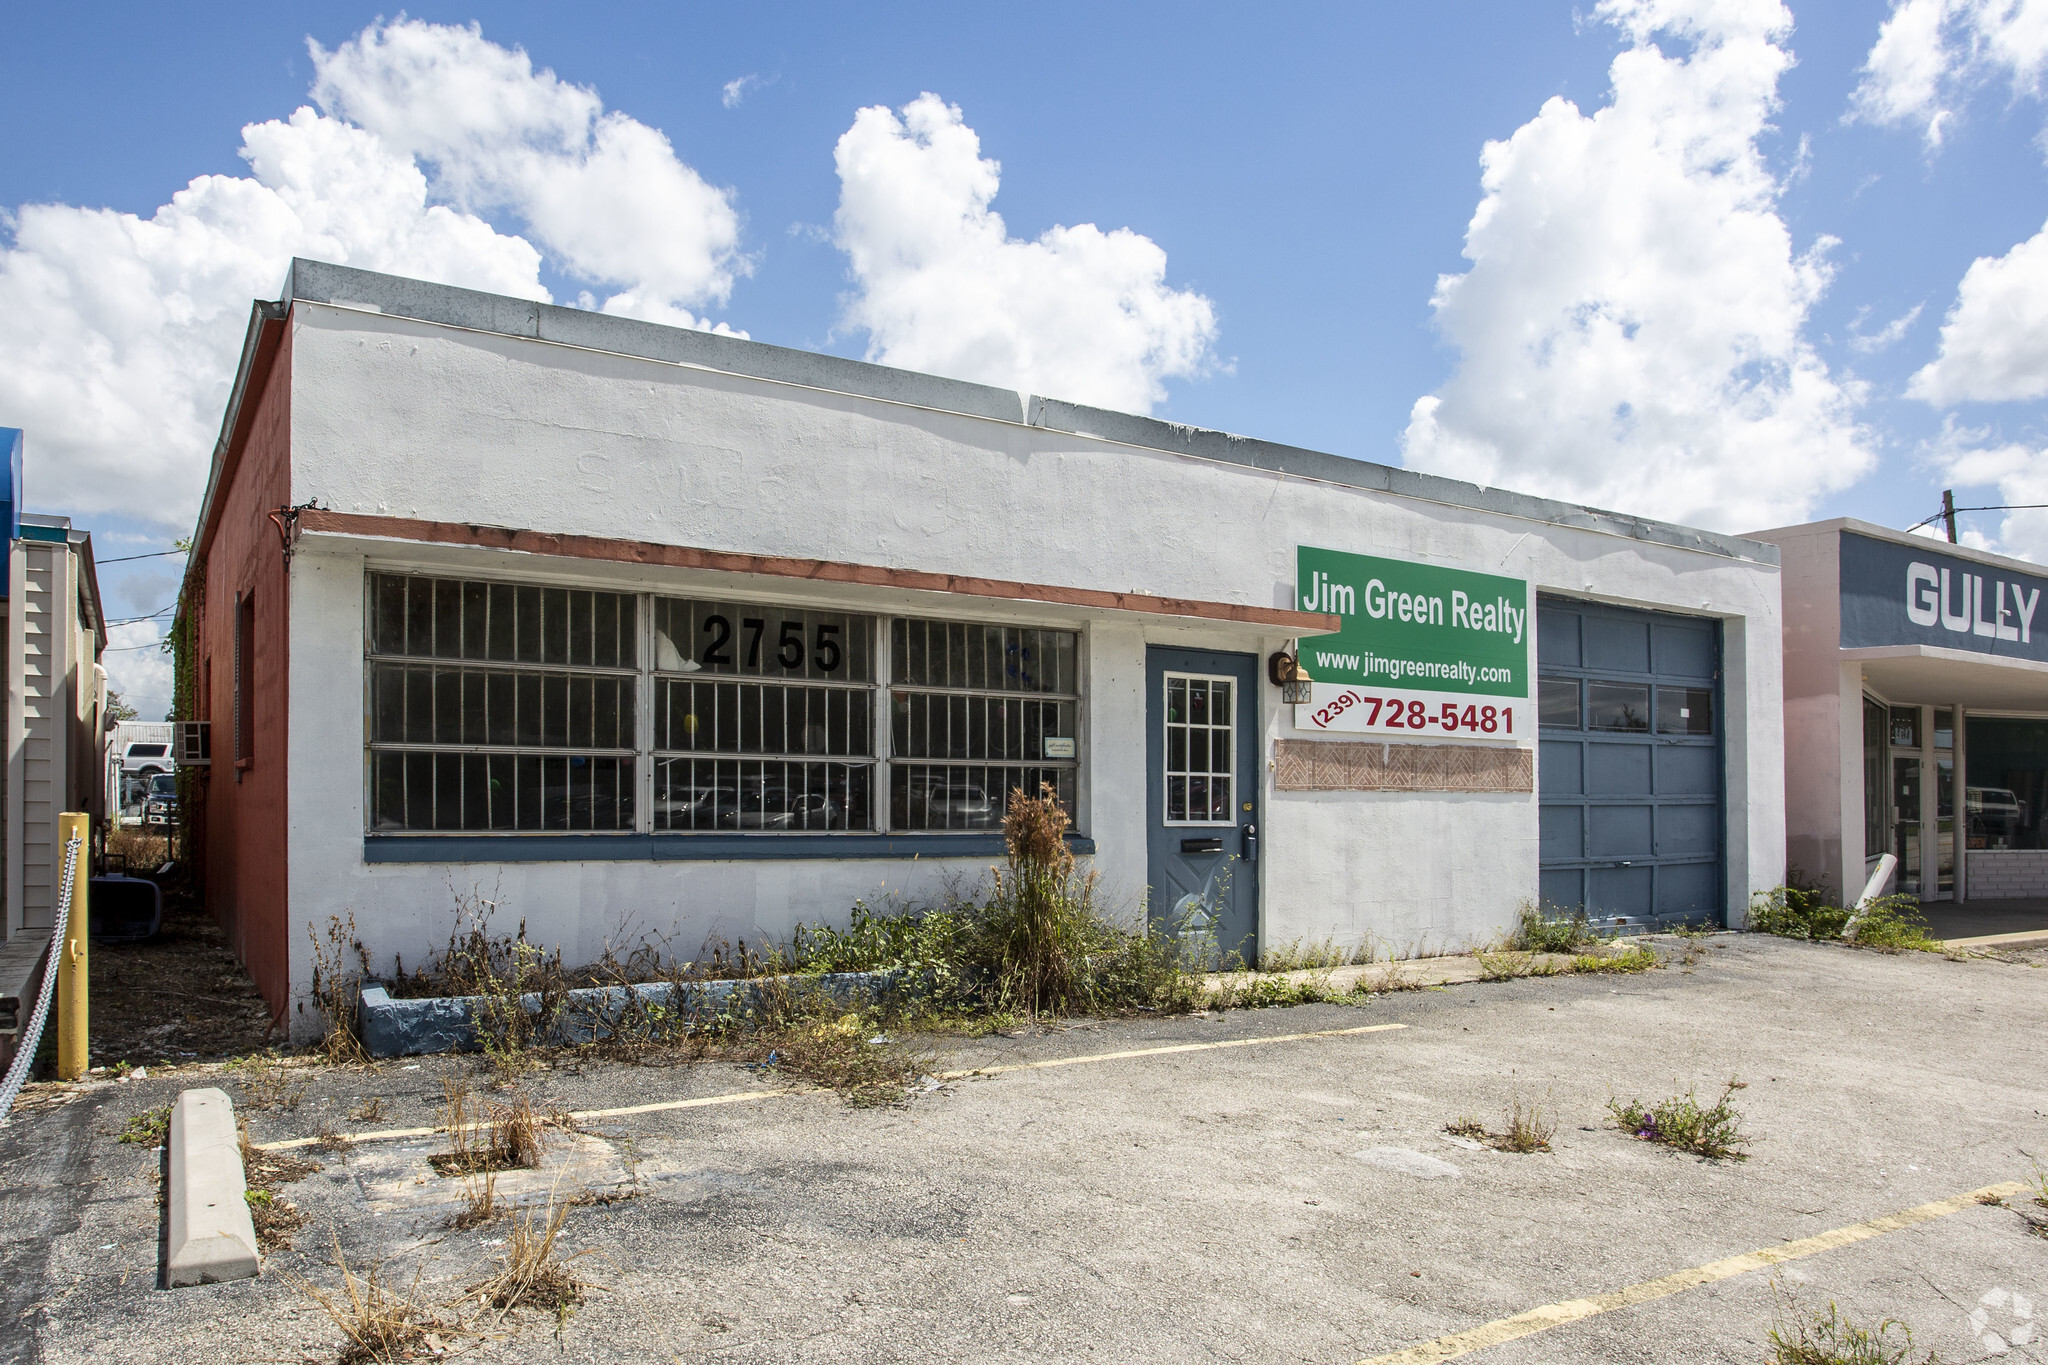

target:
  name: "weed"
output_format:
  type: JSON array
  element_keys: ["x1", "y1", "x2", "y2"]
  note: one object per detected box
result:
[
  {"x1": 1609, "y1": 1078, "x2": 1750, "y2": 1160},
  {"x1": 1495, "y1": 1089, "x2": 1556, "y2": 1153},
  {"x1": 469, "y1": 1195, "x2": 589, "y2": 1325},
  {"x1": 1258, "y1": 937, "x2": 1352, "y2": 972},
  {"x1": 306, "y1": 912, "x2": 372, "y2": 1066},
  {"x1": 238, "y1": 1120, "x2": 319, "y2": 1252},
  {"x1": 1443, "y1": 1085, "x2": 1555, "y2": 1153},
  {"x1": 743, "y1": 1005, "x2": 936, "y2": 1107},
  {"x1": 431, "y1": 1076, "x2": 558, "y2": 1176},
  {"x1": 1207, "y1": 972, "x2": 1347, "y2": 1009},
  {"x1": 1750, "y1": 883, "x2": 1941, "y2": 953},
  {"x1": 313, "y1": 1123, "x2": 355, "y2": 1155},
  {"x1": 788, "y1": 786, "x2": 1200, "y2": 1020},
  {"x1": 451, "y1": 1168, "x2": 500, "y2": 1229},
  {"x1": 1844, "y1": 896, "x2": 1943, "y2": 953},
  {"x1": 1766, "y1": 1295, "x2": 1934, "y2": 1364},
  {"x1": 347, "y1": 1097, "x2": 387, "y2": 1124},
  {"x1": 117, "y1": 1105, "x2": 172, "y2": 1146},
  {"x1": 226, "y1": 1050, "x2": 309, "y2": 1111},
  {"x1": 1506, "y1": 904, "x2": 1597, "y2": 953},
  {"x1": 1474, "y1": 949, "x2": 1561, "y2": 981},
  {"x1": 1570, "y1": 944, "x2": 1659, "y2": 974},
  {"x1": 290, "y1": 1234, "x2": 448, "y2": 1365},
  {"x1": 1748, "y1": 882, "x2": 1851, "y2": 941},
  {"x1": 244, "y1": 1187, "x2": 309, "y2": 1253}
]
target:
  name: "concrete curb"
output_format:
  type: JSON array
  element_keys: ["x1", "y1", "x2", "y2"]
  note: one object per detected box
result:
[
  {"x1": 166, "y1": 1087, "x2": 258, "y2": 1287},
  {"x1": 357, "y1": 969, "x2": 904, "y2": 1059},
  {"x1": 1943, "y1": 929, "x2": 2048, "y2": 951}
]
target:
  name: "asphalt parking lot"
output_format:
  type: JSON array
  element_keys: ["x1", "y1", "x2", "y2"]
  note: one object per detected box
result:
[{"x1": 7, "y1": 932, "x2": 2047, "y2": 1364}]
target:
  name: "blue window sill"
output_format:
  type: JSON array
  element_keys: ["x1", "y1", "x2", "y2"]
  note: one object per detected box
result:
[{"x1": 363, "y1": 833, "x2": 1097, "y2": 864}]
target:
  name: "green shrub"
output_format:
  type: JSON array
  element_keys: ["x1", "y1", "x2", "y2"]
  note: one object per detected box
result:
[
  {"x1": 1766, "y1": 1300, "x2": 1933, "y2": 1364},
  {"x1": 1506, "y1": 904, "x2": 1595, "y2": 953},
  {"x1": 1748, "y1": 884, "x2": 1938, "y2": 952},
  {"x1": 1747, "y1": 883, "x2": 1850, "y2": 940},
  {"x1": 1608, "y1": 1078, "x2": 1750, "y2": 1160},
  {"x1": 791, "y1": 786, "x2": 1199, "y2": 1019},
  {"x1": 1845, "y1": 896, "x2": 1942, "y2": 952},
  {"x1": 1570, "y1": 944, "x2": 1659, "y2": 973}
]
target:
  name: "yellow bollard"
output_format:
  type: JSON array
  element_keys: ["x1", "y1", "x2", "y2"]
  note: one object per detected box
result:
[{"x1": 56, "y1": 812, "x2": 89, "y2": 1082}]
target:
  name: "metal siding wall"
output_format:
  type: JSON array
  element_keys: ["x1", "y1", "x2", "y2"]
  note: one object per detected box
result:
[{"x1": 16, "y1": 543, "x2": 63, "y2": 930}]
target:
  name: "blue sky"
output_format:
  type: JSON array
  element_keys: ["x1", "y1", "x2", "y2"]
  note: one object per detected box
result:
[{"x1": 7, "y1": 1, "x2": 2048, "y2": 714}]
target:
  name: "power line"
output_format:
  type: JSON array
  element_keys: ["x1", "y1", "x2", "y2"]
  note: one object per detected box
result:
[
  {"x1": 95, "y1": 547, "x2": 187, "y2": 565},
  {"x1": 104, "y1": 605, "x2": 175, "y2": 627},
  {"x1": 1906, "y1": 502, "x2": 2048, "y2": 535}
]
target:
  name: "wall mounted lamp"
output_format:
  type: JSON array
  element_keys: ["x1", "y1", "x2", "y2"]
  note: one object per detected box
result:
[{"x1": 1267, "y1": 648, "x2": 1313, "y2": 705}]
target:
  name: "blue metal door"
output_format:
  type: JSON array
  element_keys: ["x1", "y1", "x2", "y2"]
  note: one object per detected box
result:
[
  {"x1": 1146, "y1": 648, "x2": 1261, "y2": 965},
  {"x1": 1536, "y1": 597, "x2": 1724, "y2": 928}
]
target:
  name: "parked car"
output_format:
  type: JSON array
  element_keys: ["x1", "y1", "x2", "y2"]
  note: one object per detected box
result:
[
  {"x1": 1967, "y1": 785, "x2": 2029, "y2": 848},
  {"x1": 142, "y1": 772, "x2": 178, "y2": 828},
  {"x1": 120, "y1": 740, "x2": 174, "y2": 780}
]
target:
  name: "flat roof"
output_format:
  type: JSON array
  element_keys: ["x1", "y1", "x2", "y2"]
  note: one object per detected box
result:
[
  {"x1": 1750, "y1": 516, "x2": 2044, "y2": 578},
  {"x1": 232, "y1": 258, "x2": 1781, "y2": 568}
]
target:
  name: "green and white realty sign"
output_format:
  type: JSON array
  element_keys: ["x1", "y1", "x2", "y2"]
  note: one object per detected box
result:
[{"x1": 1295, "y1": 546, "x2": 1531, "y2": 741}]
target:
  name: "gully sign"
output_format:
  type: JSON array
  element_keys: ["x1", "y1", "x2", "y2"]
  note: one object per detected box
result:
[
  {"x1": 1294, "y1": 546, "x2": 1531, "y2": 742},
  {"x1": 1840, "y1": 532, "x2": 2048, "y2": 662}
]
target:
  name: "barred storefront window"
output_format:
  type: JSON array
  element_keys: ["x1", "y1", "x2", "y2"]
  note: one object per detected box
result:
[
  {"x1": 365, "y1": 575, "x2": 1084, "y2": 840},
  {"x1": 367, "y1": 574, "x2": 638, "y2": 831},
  {"x1": 650, "y1": 598, "x2": 877, "y2": 831},
  {"x1": 888, "y1": 617, "x2": 1079, "y2": 830}
]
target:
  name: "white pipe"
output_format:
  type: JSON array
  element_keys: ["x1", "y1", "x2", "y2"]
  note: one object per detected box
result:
[{"x1": 1843, "y1": 852, "x2": 1899, "y2": 941}]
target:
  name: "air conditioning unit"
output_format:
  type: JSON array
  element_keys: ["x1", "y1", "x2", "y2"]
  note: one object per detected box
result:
[{"x1": 176, "y1": 721, "x2": 212, "y2": 767}]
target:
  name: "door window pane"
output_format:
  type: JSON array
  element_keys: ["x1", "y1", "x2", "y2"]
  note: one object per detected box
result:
[
  {"x1": 1586, "y1": 682, "x2": 1651, "y2": 732},
  {"x1": 1654, "y1": 686, "x2": 1714, "y2": 736},
  {"x1": 1539, "y1": 678, "x2": 1580, "y2": 729}
]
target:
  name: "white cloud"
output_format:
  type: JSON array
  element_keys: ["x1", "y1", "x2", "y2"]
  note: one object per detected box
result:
[
  {"x1": 722, "y1": 75, "x2": 760, "y2": 109},
  {"x1": 1400, "y1": 0, "x2": 1873, "y2": 532},
  {"x1": 0, "y1": 18, "x2": 743, "y2": 538},
  {"x1": 1924, "y1": 417, "x2": 2048, "y2": 557},
  {"x1": 1848, "y1": 302, "x2": 1924, "y2": 353},
  {"x1": 831, "y1": 93, "x2": 1219, "y2": 414},
  {"x1": 1909, "y1": 219, "x2": 2048, "y2": 403},
  {"x1": 310, "y1": 22, "x2": 745, "y2": 322},
  {"x1": 1851, "y1": 0, "x2": 2048, "y2": 145},
  {"x1": 104, "y1": 621, "x2": 177, "y2": 721}
]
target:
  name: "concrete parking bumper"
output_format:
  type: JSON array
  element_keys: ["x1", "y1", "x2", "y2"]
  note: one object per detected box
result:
[{"x1": 165, "y1": 1087, "x2": 258, "y2": 1287}]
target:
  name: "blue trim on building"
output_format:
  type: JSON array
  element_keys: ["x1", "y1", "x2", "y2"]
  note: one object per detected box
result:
[
  {"x1": 18, "y1": 524, "x2": 67, "y2": 544},
  {"x1": 364, "y1": 832, "x2": 1097, "y2": 864}
]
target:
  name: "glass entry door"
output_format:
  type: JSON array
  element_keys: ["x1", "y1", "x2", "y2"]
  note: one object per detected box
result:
[
  {"x1": 1893, "y1": 754, "x2": 1922, "y2": 897},
  {"x1": 1932, "y1": 709, "x2": 1954, "y2": 899}
]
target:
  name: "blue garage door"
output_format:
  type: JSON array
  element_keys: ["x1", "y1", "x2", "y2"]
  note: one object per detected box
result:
[{"x1": 1537, "y1": 597, "x2": 1724, "y2": 929}]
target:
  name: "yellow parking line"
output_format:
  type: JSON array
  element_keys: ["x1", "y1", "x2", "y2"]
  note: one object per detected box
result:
[
  {"x1": 938, "y1": 1023, "x2": 1406, "y2": 1080},
  {"x1": 1357, "y1": 1181, "x2": 2029, "y2": 1364},
  {"x1": 255, "y1": 1020, "x2": 1407, "y2": 1150}
]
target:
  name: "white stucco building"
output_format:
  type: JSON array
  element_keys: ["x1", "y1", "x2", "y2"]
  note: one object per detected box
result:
[
  {"x1": 1754, "y1": 518, "x2": 2048, "y2": 920},
  {"x1": 184, "y1": 261, "x2": 1786, "y2": 1025}
]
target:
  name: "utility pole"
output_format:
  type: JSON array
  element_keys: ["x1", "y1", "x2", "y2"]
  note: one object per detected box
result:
[{"x1": 1942, "y1": 489, "x2": 1958, "y2": 544}]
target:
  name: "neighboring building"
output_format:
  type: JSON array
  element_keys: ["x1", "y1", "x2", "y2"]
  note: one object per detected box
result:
[
  {"x1": 1754, "y1": 519, "x2": 2048, "y2": 910},
  {"x1": 0, "y1": 430, "x2": 110, "y2": 1063},
  {"x1": 186, "y1": 260, "x2": 1785, "y2": 1030},
  {"x1": 5, "y1": 504, "x2": 110, "y2": 936}
]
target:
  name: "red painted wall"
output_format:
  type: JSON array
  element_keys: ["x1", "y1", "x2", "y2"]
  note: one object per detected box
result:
[{"x1": 198, "y1": 320, "x2": 293, "y2": 1020}]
